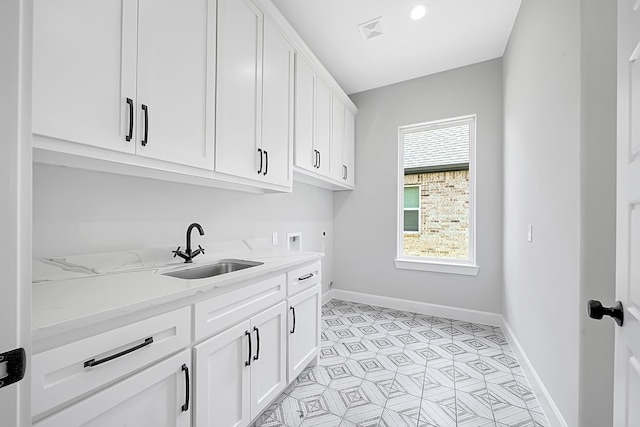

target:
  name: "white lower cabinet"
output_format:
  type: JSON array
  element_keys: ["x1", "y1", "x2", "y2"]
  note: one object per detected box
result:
[
  {"x1": 287, "y1": 285, "x2": 321, "y2": 381},
  {"x1": 194, "y1": 301, "x2": 288, "y2": 426},
  {"x1": 34, "y1": 349, "x2": 192, "y2": 427}
]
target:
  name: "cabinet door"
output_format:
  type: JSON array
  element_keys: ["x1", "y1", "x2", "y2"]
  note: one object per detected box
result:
[
  {"x1": 330, "y1": 96, "x2": 345, "y2": 182},
  {"x1": 343, "y1": 108, "x2": 356, "y2": 187},
  {"x1": 194, "y1": 320, "x2": 251, "y2": 427},
  {"x1": 294, "y1": 56, "x2": 316, "y2": 172},
  {"x1": 215, "y1": 0, "x2": 263, "y2": 180},
  {"x1": 287, "y1": 285, "x2": 321, "y2": 381},
  {"x1": 32, "y1": 0, "x2": 137, "y2": 154},
  {"x1": 314, "y1": 79, "x2": 332, "y2": 176},
  {"x1": 136, "y1": 0, "x2": 215, "y2": 169},
  {"x1": 34, "y1": 350, "x2": 191, "y2": 427},
  {"x1": 250, "y1": 302, "x2": 288, "y2": 419},
  {"x1": 261, "y1": 20, "x2": 293, "y2": 187}
]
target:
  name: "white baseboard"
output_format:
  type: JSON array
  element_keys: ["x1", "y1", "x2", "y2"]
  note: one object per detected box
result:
[
  {"x1": 500, "y1": 320, "x2": 567, "y2": 427},
  {"x1": 321, "y1": 289, "x2": 335, "y2": 306},
  {"x1": 325, "y1": 289, "x2": 566, "y2": 427},
  {"x1": 330, "y1": 289, "x2": 503, "y2": 326}
]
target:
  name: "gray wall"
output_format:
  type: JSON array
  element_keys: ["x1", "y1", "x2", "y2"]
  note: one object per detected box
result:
[
  {"x1": 502, "y1": 0, "x2": 616, "y2": 425},
  {"x1": 33, "y1": 164, "x2": 335, "y2": 292},
  {"x1": 334, "y1": 59, "x2": 504, "y2": 313}
]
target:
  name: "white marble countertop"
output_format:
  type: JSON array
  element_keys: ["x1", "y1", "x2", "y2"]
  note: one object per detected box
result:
[{"x1": 32, "y1": 242, "x2": 322, "y2": 340}]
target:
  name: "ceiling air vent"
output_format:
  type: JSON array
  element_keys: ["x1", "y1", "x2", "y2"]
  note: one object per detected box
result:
[{"x1": 357, "y1": 17, "x2": 384, "y2": 41}]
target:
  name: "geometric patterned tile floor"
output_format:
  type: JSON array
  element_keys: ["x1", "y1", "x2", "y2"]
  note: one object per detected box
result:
[{"x1": 254, "y1": 299, "x2": 549, "y2": 427}]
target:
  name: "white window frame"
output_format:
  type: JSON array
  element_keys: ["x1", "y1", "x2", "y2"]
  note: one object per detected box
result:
[
  {"x1": 403, "y1": 184, "x2": 421, "y2": 234},
  {"x1": 395, "y1": 115, "x2": 479, "y2": 276}
]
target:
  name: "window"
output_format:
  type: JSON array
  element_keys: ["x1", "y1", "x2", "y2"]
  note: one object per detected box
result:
[
  {"x1": 403, "y1": 185, "x2": 420, "y2": 233},
  {"x1": 396, "y1": 116, "x2": 478, "y2": 275}
]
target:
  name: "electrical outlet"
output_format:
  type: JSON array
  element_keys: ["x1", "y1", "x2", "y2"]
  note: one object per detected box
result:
[{"x1": 272, "y1": 232, "x2": 278, "y2": 246}]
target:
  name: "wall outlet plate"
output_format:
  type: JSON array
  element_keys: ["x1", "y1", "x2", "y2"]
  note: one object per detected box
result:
[{"x1": 272, "y1": 232, "x2": 278, "y2": 246}]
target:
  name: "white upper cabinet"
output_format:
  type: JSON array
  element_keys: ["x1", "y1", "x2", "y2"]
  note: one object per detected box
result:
[
  {"x1": 135, "y1": 0, "x2": 215, "y2": 168},
  {"x1": 32, "y1": 0, "x2": 138, "y2": 154},
  {"x1": 343, "y1": 108, "x2": 356, "y2": 187},
  {"x1": 215, "y1": 0, "x2": 292, "y2": 189},
  {"x1": 33, "y1": 0, "x2": 215, "y2": 170},
  {"x1": 330, "y1": 96, "x2": 345, "y2": 182},
  {"x1": 294, "y1": 55, "x2": 316, "y2": 171},
  {"x1": 215, "y1": 0, "x2": 263, "y2": 181},
  {"x1": 293, "y1": 53, "x2": 357, "y2": 190},
  {"x1": 260, "y1": 20, "x2": 293, "y2": 187}
]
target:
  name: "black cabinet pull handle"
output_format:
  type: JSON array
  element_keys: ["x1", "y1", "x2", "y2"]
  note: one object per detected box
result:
[
  {"x1": 290, "y1": 307, "x2": 296, "y2": 334},
  {"x1": 344, "y1": 165, "x2": 348, "y2": 180},
  {"x1": 126, "y1": 98, "x2": 134, "y2": 142},
  {"x1": 253, "y1": 326, "x2": 260, "y2": 361},
  {"x1": 245, "y1": 330, "x2": 252, "y2": 366},
  {"x1": 312, "y1": 150, "x2": 317, "y2": 168},
  {"x1": 263, "y1": 150, "x2": 268, "y2": 176},
  {"x1": 181, "y1": 364, "x2": 190, "y2": 412},
  {"x1": 258, "y1": 148, "x2": 263, "y2": 174},
  {"x1": 317, "y1": 150, "x2": 321, "y2": 168},
  {"x1": 84, "y1": 337, "x2": 153, "y2": 368},
  {"x1": 298, "y1": 273, "x2": 314, "y2": 281},
  {"x1": 141, "y1": 104, "x2": 149, "y2": 146}
]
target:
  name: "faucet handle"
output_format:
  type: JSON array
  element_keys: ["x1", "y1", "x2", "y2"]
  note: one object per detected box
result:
[
  {"x1": 198, "y1": 245, "x2": 205, "y2": 255},
  {"x1": 172, "y1": 246, "x2": 181, "y2": 257}
]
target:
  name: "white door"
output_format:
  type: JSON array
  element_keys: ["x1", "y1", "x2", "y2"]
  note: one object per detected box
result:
[
  {"x1": 614, "y1": 1, "x2": 640, "y2": 425},
  {"x1": 287, "y1": 286, "x2": 321, "y2": 381},
  {"x1": 250, "y1": 302, "x2": 287, "y2": 419},
  {"x1": 215, "y1": 0, "x2": 263, "y2": 180},
  {"x1": 32, "y1": 0, "x2": 137, "y2": 153},
  {"x1": 194, "y1": 320, "x2": 251, "y2": 427},
  {"x1": 136, "y1": 0, "x2": 215, "y2": 169},
  {"x1": 343, "y1": 108, "x2": 356, "y2": 187},
  {"x1": 261, "y1": 19, "x2": 293, "y2": 187},
  {"x1": 330, "y1": 96, "x2": 345, "y2": 182},
  {"x1": 294, "y1": 55, "x2": 316, "y2": 172},
  {"x1": 0, "y1": 1, "x2": 32, "y2": 425},
  {"x1": 34, "y1": 350, "x2": 191, "y2": 427},
  {"x1": 314, "y1": 78, "x2": 332, "y2": 176}
]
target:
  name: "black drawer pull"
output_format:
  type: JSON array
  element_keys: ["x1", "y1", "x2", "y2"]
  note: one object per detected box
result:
[
  {"x1": 245, "y1": 330, "x2": 252, "y2": 367},
  {"x1": 126, "y1": 98, "x2": 134, "y2": 142},
  {"x1": 84, "y1": 337, "x2": 153, "y2": 368},
  {"x1": 253, "y1": 326, "x2": 260, "y2": 361},
  {"x1": 258, "y1": 148, "x2": 263, "y2": 174},
  {"x1": 290, "y1": 307, "x2": 296, "y2": 334},
  {"x1": 181, "y1": 364, "x2": 190, "y2": 412},
  {"x1": 317, "y1": 150, "x2": 321, "y2": 168},
  {"x1": 141, "y1": 104, "x2": 149, "y2": 146},
  {"x1": 298, "y1": 273, "x2": 314, "y2": 281}
]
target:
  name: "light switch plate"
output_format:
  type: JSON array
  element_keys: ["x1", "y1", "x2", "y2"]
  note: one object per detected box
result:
[
  {"x1": 528, "y1": 225, "x2": 533, "y2": 242},
  {"x1": 272, "y1": 232, "x2": 278, "y2": 246}
]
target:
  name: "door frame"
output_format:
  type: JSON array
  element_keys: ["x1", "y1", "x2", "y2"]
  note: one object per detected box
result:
[{"x1": 0, "y1": 0, "x2": 33, "y2": 425}]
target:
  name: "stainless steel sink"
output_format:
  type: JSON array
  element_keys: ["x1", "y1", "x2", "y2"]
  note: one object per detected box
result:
[{"x1": 162, "y1": 259, "x2": 263, "y2": 280}]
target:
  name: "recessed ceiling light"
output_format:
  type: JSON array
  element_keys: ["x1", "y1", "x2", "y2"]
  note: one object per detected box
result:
[{"x1": 409, "y1": 4, "x2": 429, "y2": 21}]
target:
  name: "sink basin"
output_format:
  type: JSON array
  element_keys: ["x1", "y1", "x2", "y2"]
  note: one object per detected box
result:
[{"x1": 162, "y1": 259, "x2": 263, "y2": 280}]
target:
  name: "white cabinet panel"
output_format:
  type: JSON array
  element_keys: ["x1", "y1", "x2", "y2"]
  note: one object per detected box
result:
[
  {"x1": 215, "y1": 0, "x2": 263, "y2": 180},
  {"x1": 194, "y1": 320, "x2": 251, "y2": 427},
  {"x1": 330, "y1": 96, "x2": 345, "y2": 182},
  {"x1": 314, "y1": 79, "x2": 332, "y2": 176},
  {"x1": 136, "y1": 0, "x2": 215, "y2": 169},
  {"x1": 32, "y1": 0, "x2": 137, "y2": 154},
  {"x1": 34, "y1": 350, "x2": 191, "y2": 427},
  {"x1": 294, "y1": 56, "x2": 316, "y2": 171},
  {"x1": 250, "y1": 302, "x2": 287, "y2": 419},
  {"x1": 261, "y1": 20, "x2": 293, "y2": 187},
  {"x1": 343, "y1": 108, "x2": 356, "y2": 187},
  {"x1": 287, "y1": 285, "x2": 321, "y2": 381}
]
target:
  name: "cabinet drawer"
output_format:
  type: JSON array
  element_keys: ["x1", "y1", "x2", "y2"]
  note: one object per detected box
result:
[
  {"x1": 32, "y1": 307, "x2": 191, "y2": 418},
  {"x1": 194, "y1": 274, "x2": 286, "y2": 341},
  {"x1": 286, "y1": 261, "x2": 321, "y2": 296}
]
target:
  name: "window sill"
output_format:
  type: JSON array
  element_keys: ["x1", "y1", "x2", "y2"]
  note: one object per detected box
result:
[{"x1": 394, "y1": 259, "x2": 480, "y2": 276}]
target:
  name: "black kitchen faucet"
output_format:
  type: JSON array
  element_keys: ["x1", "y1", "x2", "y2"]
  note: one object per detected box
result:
[{"x1": 173, "y1": 223, "x2": 205, "y2": 263}]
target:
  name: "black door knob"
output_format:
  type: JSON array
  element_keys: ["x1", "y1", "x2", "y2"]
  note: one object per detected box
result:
[{"x1": 587, "y1": 300, "x2": 624, "y2": 326}]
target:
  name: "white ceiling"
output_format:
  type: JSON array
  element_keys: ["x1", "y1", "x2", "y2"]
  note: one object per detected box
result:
[{"x1": 271, "y1": 0, "x2": 522, "y2": 95}]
